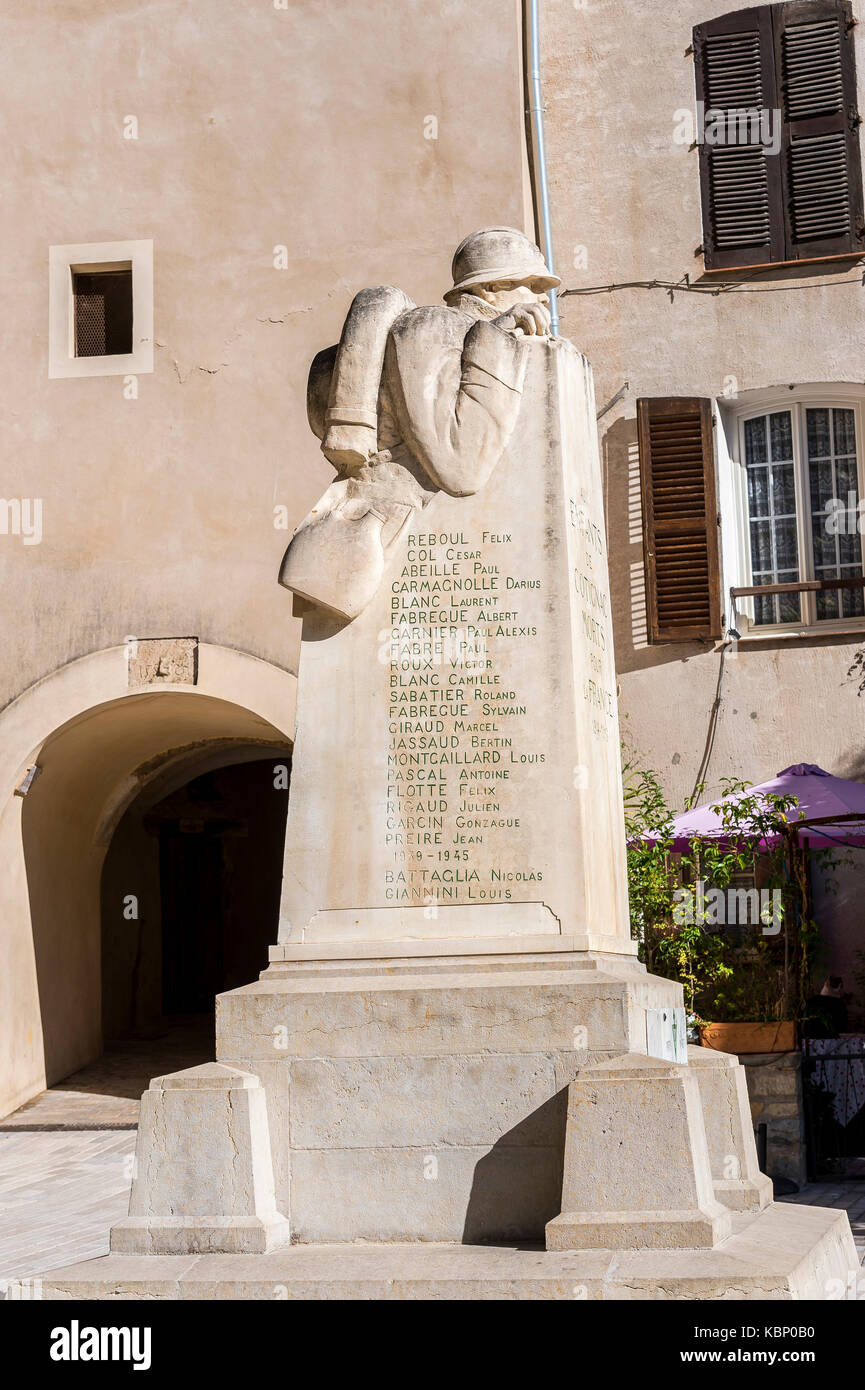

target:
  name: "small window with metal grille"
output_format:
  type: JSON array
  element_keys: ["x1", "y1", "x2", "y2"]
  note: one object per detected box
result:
[
  {"x1": 72, "y1": 267, "x2": 133, "y2": 357},
  {"x1": 49, "y1": 240, "x2": 152, "y2": 379}
]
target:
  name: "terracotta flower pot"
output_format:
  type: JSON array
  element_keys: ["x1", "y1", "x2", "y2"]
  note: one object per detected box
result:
[{"x1": 698, "y1": 1020, "x2": 796, "y2": 1055}]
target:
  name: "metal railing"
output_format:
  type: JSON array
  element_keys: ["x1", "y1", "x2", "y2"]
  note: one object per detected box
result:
[{"x1": 731, "y1": 576, "x2": 865, "y2": 599}]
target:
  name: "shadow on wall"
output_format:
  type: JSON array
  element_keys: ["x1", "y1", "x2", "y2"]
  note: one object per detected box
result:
[
  {"x1": 601, "y1": 414, "x2": 710, "y2": 675},
  {"x1": 837, "y1": 721, "x2": 865, "y2": 783},
  {"x1": 462, "y1": 1090, "x2": 568, "y2": 1243}
]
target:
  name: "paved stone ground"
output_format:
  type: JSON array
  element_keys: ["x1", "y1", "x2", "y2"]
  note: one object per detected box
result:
[
  {"x1": 0, "y1": 1021, "x2": 211, "y2": 1295},
  {"x1": 0, "y1": 1017, "x2": 213, "y2": 1131},
  {"x1": 0, "y1": 1129, "x2": 136, "y2": 1293}
]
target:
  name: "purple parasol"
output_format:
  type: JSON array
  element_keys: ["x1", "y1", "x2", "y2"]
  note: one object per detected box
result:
[{"x1": 638, "y1": 764, "x2": 865, "y2": 851}]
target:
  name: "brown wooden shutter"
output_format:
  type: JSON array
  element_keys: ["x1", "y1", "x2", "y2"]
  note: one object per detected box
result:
[
  {"x1": 774, "y1": 0, "x2": 864, "y2": 259},
  {"x1": 694, "y1": 2, "x2": 863, "y2": 269},
  {"x1": 694, "y1": 6, "x2": 784, "y2": 270},
  {"x1": 637, "y1": 398, "x2": 722, "y2": 643}
]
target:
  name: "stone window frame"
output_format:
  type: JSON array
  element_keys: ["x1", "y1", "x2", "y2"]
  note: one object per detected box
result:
[
  {"x1": 718, "y1": 383, "x2": 865, "y2": 639},
  {"x1": 48, "y1": 239, "x2": 153, "y2": 379}
]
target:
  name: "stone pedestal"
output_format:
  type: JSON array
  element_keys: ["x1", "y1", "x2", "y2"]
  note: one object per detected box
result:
[
  {"x1": 546, "y1": 1055, "x2": 732, "y2": 1251},
  {"x1": 217, "y1": 949, "x2": 682, "y2": 1243},
  {"x1": 688, "y1": 1045, "x2": 773, "y2": 1212},
  {"x1": 109, "y1": 1064, "x2": 290, "y2": 1255},
  {"x1": 206, "y1": 337, "x2": 677, "y2": 1245},
  {"x1": 33, "y1": 1204, "x2": 861, "y2": 1300}
]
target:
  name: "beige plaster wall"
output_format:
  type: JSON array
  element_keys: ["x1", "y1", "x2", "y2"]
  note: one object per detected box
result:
[
  {"x1": 0, "y1": 0, "x2": 529, "y2": 712},
  {"x1": 542, "y1": 0, "x2": 865, "y2": 807}
]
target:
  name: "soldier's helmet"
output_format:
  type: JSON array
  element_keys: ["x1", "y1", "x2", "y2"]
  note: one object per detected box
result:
[{"x1": 444, "y1": 227, "x2": 560, "y2": 304}]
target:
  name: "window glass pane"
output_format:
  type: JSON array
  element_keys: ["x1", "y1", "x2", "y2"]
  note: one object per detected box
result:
[
  {"x1": 836, "y1": 456, "x2": 858, "y2": 500},
  {"x1": 772, "y1": 463, "x2": 796, "y2": 516},
  {"x1": 749, "y1": 519, "x2": 773, "y2": 573},
  {"x1": 744, "y1": 416, "x2": 767, "y2": 465},
  {"x1": 769, "y1": 410, "x2": 793, "y2": 461},
  {"x1": 775, "y1": 518, "x2": 799, "y2": 570},
  {"x1": 745, "y1": 411, "x2": 799, "y2": 626},
  {"x1": 834, "y1": 407, "x2": 857, "y2": 457},
  {"x1": 72, "y1": 269, "x2": 133, "y2": 357},
  {"x1": 748, "y1": 466, "x2": 769, "y2": 518},
  {"x1": 806, "y1": 407, "x2": 831, "y2": 459},
  {"x1": 778, "y1": 592, "x2": 802, "y2": 623},
  {"x1": 806, "y1": 406, "x2": 863, "y2": 623},
  {"x1": 754, "y1": 590, "x2": 775, "y2": 626},
  {"x1": 812, "y1": 527, "x2": 837, "y2": 567},
  {"x1": 843, "y1": 583, "x2": 865, "y2": 619},
  {"x1": 839, "y1": 528, "x2": 862, "y2": 566},
  {"x1": 809, "y1": 459, "x2": 835, "y2": 513},
  {"x1": 816, "y1": 587, "x2": 839, "y2": 620}
]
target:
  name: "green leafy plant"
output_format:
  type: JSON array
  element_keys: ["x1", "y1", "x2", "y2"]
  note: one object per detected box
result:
[
  {"x1": 621, "y1": 753, "x2": 676, "y2": 964},
  {"x1": 623, "y1": 750, "x2": 834, "y2": 1026}
]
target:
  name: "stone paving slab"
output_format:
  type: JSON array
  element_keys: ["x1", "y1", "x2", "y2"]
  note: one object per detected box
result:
[
  {"x1": 0, "y1": 1131, "x2": 136, "y2": 1292},
  {"x1": 0, "y1": 1090, "x2": 140, "y2": 1130}
]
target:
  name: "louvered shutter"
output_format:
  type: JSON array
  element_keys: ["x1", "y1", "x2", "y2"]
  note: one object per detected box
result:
[
  {"x1": 694, "y1": 6, "x2": 784, "y2": 270},
  {"x1": 637, "y1": 398, "x2": 722, "y2": 643},
  {"x1": 774, "y1": 0, "x2": 864, "y2": 259}
]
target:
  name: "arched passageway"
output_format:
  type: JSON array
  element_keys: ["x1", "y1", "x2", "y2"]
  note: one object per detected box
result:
[
  {"x1": 0, "y1": 646, "x2": 297, "y2": 1118},
  {"x1": 101, "y1": 753, "x2": 291, "y2": 1046},
  {"x1": 22, "y1": 694, "x2": 291, "y2": 1094}
]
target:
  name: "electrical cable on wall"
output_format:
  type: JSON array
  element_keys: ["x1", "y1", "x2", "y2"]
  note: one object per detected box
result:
[
  {"x1": 689, "y1": 638, "x2": 730, "y2": 804},
  {"x1": 560, "y1": 271, "x2": 865, "y2": 300}
]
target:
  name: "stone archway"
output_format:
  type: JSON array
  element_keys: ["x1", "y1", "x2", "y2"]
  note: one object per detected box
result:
[
  {"x1": 100, "y1": 745, "x2": 292, "y2": 1047},
  {"x1": 0, "y1": 645, "x2": 296, "y2": 1118}
]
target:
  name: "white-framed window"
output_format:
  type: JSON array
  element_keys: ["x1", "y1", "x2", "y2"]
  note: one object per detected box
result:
[
  {"x1": 720, "y1": 386, "x2": 865, "y2": 635},
  {"x1": 49, "y1": 240, "x2": 153, "y2": 379}
]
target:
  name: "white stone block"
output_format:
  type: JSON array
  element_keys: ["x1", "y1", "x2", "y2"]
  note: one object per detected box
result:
[
  {"x1": 289, "y1": 1146, "x2": 565, "y2": 1244},
  {"x1": 110, "y1": 1063, "x2": 290, "y2": 1255},
  {"x1": 546, "y1": 1054, "x2": 733, "y2": 1250},
  {"x1": 687, "y1": 1044, "x2": 773, "y2": 1212}
]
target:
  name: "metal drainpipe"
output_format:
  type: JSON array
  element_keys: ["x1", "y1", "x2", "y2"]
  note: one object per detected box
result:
[{"x1": 527, "y1": 0, "x2": 559, "y2": 336}]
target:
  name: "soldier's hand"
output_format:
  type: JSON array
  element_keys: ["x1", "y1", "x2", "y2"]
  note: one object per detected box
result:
[{"x1": 494, "y1": 303, "x2": 551, "y2": 338}]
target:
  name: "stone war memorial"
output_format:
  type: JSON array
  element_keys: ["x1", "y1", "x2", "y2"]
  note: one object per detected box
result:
[{"x1": 37, "y1": 230, "x2": 857, "y2": 1299}]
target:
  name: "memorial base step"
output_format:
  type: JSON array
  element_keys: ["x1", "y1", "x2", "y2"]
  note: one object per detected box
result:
[{"x1": 30, "y1": 1203, "x2": 858, "y2": 1301}]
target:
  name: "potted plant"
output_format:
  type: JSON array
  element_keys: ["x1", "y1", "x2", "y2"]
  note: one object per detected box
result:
[
  {"x1": 694, "y1": 940, "x2": 796, "y2": 1054},
  {"x1": 623, "y1": 757, "x2": 831, "y2": 1053}
]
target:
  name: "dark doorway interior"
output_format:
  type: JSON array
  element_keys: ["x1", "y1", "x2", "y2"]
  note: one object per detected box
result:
[
  {"x1": 101, "y1": 754, "x2": 290, "y2": 1047},
  {"x1": 159, "y1": 827, "x2": 224, "y2": 1014}
]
